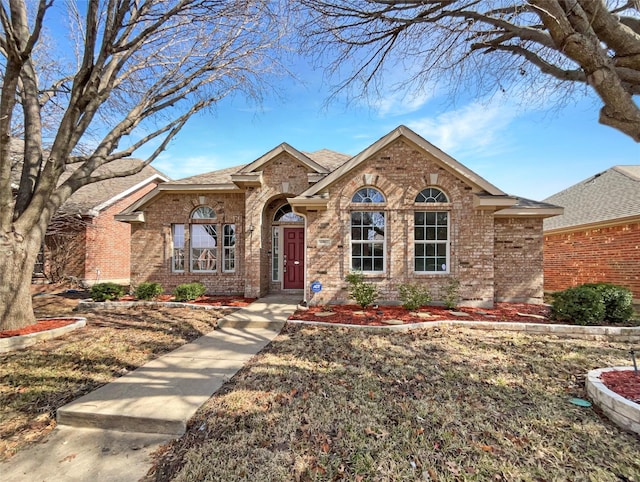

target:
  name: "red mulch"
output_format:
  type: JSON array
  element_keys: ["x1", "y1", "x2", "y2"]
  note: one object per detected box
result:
[
  {"x1": 290, "y1": 303, "x2": 551, "y2": 326},
  {"x1": 600, "y1": 370, "x2": 640, "y2": 403},
  {"x1": 0, "y1": 319, "x2": 77, "y2": 338}
]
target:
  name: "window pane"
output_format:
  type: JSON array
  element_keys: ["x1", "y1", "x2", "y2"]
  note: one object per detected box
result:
[
  {"x1": 413, "y1": 211, "x2": 450, "y2": 273},
  {"x1": 352, "y1": 258, "x2": 362, "y2": 271},
  {"x1": 272, "y1": 228, "x2": 279, "y2": 281},
  {"x1": 191, "y1": 206, "x2": 216, "y2": 219},
  {"x1": 172, "y1": 224, "x2": 185, "y2": 271},
  {"x1": 191, "y1": 224, "x2": 217, "y2": 271},
  {"x1": 352, "y1": 187, "x2": 385, "y2": 203},
  {"x1": 351, "y1": 212, "x2": 385, "y2": 272},
  {"x1": 223, "y1": 224, "x2": 235, "y2": 272},
  {"x1": 352, "y1": 244, "x2": 362, "y2": 256}
]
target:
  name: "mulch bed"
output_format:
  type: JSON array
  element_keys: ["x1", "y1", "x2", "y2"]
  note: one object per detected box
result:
[
  {"x1": 600, "y1": 370, "x2": 640, "y2": 403},
  {"x1": 290, "y1": 303, "x2": 552, "y2": 325},
  {"x1": 0, "y1": 319, "x2": 77, "y2": 338}
]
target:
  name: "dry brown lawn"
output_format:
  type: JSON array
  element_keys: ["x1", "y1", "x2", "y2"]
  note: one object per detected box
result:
[
  {"x1": 145, "y1": 324, "x2": 640, "y2": 482},
  {"x1": 0, "y1": 289, "x2": 230, "y2": 460}
]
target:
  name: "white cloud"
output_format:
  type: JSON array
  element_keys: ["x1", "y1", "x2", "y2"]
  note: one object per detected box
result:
[
  {"x1": 152, "y1": 153, "x2": 228, "y2": 180},
  {"x1": 370, "y1": 89, "x2": 436, "y2": 117},
  {"x1": 406, "y1": 94, "x2": 519, "y2": 159}
]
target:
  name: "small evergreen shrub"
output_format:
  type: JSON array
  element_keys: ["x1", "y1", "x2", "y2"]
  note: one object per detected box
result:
[
  {"x1": 443, "y1": 278, "x2": 461, "y2": 309},
  {"x1": 90, "y1": 282, "x2": 126, "y2": 302},
  {"x1": 173, "y1": 282, "x2": 206, "y2": 302},
  {"x1": 582, "y1": 283, "x2": 634, "y2": 324},
  {"x1": 550, "y1": 285, "x2": 605, "y2": 325},
  {"x1": 134, "y1": 282, "x2": 163, "y2": 301},
  {"x1": 345, "y1": 272, "x2": 378, "y2": 309},
  {"x1": 398, "y1": 283, "x2": 431, "y2": 310}
]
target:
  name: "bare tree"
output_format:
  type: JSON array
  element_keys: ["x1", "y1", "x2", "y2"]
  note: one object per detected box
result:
[
  {"x1": 298, "y1": 0, "x2": 640, "y2": 141},
  {"x1": 0, "y1": 0, "x2": 289, "y2": 330}
]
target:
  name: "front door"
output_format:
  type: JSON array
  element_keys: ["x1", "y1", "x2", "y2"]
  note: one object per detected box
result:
[{"x1": 283, "y1": 227, "x2": 304, "y2": 289}]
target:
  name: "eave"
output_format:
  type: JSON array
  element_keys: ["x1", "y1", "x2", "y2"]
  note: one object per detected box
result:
[
  {"x1": 230, "y1": 172, "x2": 263, "y2": 188},
  {"x1": 495, "y1": 206, "x2": 564, "y2": 218},
  {"x1": 288, "y1": 195, "x2": 329, "y2": 214},
  {"x1": 115, "y1": 212, "x2": 145, "y2": 223},
  {"x1": 473, "y1": 194, "x2": 518, "y2": 210}
]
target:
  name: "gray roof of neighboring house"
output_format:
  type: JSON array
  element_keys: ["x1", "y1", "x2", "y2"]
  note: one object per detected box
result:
[
  {"x1": 10, "y1": 140, "x2": 168, "y2": 216},
  {"x1": 543, "y1": 165, "x2": 640, "y2": 231},
  {"x1": 60, "y1": 159, "x2": 169, "y2": 215},
  {"x1": 170, "y1": 149, "x2": 351, "y2": 185}
]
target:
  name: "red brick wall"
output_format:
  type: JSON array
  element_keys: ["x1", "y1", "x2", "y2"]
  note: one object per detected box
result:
[
  {"x1": 544, "y1": 222, "x2": 640, "y2": 300},
  {"x1": 305, "y1": 138, "x2": 498, "y2": 307},
  {"x1": 83, "y1": 182, "x2": 160, "y2": 285},
  {"x1": 130, "y1": 192, "x2": 246, "y2": 294}
]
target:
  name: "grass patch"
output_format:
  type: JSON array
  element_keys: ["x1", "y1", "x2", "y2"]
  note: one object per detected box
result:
[
  {"x1": 0, "y1": 291, "x2": 230, "y2": 460},
  {"x1": 146, "y1": 325, "x2": 640, "y2": 481}
]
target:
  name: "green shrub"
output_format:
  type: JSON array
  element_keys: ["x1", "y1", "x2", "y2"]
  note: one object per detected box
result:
[
  {"x1": 173, "y1": 282, "x2": 206, "y2": 302},
  {"x1": 443, "y1": 278, "x2": 461, "y2": 309},
  {"x1": 550, "y1": 285, "x2": 605, "y2": 325},
  {"x1": 90, "y1": 282, "x2": 126, "y2": 302},
  {"x1": 398, "y1": 283, "x2": 431, "y2": 310},
  {"x1": 345, "y1": 272, "x2": 378, "y2": 309},
  {"x1": 134, "y1": 282, "x2": 163, "y2": 301},
  {"x1": 582, "y1": 283, "x2": 634, "y2": 323}
]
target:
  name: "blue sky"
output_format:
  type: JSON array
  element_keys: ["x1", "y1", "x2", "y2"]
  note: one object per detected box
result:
[{"x1": 147, "y1": 63, "x2": 639, "y2": 202}]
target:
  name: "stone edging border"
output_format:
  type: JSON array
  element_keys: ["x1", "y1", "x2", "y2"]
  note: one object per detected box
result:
[
  {"x1": 0, "y1": 317, "x2": 87, "y2": 354},
  {"x1": 586, "y1": 367, "x2": 640, "y2": 436},
  {"x1": 77, "y1": 300, "x2": 243, "y2": 311},
  {"x1": 287, "y1": 319, "x2": 640, "y2": 341}
]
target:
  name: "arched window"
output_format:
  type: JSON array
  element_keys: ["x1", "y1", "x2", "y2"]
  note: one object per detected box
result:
[
  {"x1": 273, "y1": 204, "x2": 303, "y2": 223},
  {"x1": 352, "y1": 187, "x2": 385, "y2": 203},
  {"x1": 415, "y1": 188, "x2": 448, "y2": 203},
  {"x1": 191, "y1": 206, "x2": 216, "y2": 219}
]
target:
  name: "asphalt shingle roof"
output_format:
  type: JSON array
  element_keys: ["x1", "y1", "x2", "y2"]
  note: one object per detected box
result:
[
  {"x1": 543, "y1": 165, "x2": 640, "y2": 231},
  {"x1": 170, "y1": 149, "x2": 351, "y2": 185},
  {"x1": 10, "y1": 140, "x2": 168, "y2": 215}
]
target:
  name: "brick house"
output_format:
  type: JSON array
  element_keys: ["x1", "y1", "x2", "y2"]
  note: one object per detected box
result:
[
  {"x1": 543, "y1": 165, "x2": 640, "y2": 302},
  {"x1": 38, "y1": 159, "x2": 168, "y2": 286},
  {"x1": 117, "y1": 126, "x2": 561, "y2": 307}
]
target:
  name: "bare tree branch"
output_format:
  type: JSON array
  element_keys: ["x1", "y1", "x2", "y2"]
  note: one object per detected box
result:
[{"x1": 298, "y1": 0, "x2": 640, "y2": 140}]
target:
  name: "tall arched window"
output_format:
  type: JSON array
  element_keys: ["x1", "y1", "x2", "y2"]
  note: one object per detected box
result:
[
  {"x1": 414, "y1": 188, "x2": 450, "y2": 273},
  {"x1": 350, "y1": 187, "x2": 386, "y2": 272}
]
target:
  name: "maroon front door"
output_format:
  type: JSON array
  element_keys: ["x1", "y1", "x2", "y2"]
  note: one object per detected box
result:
[{"x1": 283, "y1": 227, "x2": 304, "y2": 289}]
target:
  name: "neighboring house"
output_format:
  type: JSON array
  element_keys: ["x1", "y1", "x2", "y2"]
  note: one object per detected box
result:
[
  {"x1": 116, "y1": 126, "x2": 562, "y2": 307},
  {"x1": 10, "y1": 139, "x2": 169, "y2": 286},
  {"x1": 543, "y1": 165, "x2": 640, "y2": 301}
]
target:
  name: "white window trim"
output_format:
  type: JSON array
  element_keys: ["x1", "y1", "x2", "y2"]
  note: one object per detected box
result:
[
  {"x1": 413, "y1": 210, "x2": 450, "y2": 274},
  {"x1": 349, "y1": 210, "x2": 386, "y2": 274},
  {"x1": 222, "y1": 224, "x2": 236, "y2": 273},
  {"x1": 171, "y1": 224, "x2": 185, "y2": 273}
]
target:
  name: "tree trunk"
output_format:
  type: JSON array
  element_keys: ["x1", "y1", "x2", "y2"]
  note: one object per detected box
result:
[{"x1": 0, "y1": 229, "x2": 42, "y2": 331}]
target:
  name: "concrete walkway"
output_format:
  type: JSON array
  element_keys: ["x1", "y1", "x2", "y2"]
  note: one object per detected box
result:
[{"x1": 1, "y1": 294, "x2": 298, "y2": 482}]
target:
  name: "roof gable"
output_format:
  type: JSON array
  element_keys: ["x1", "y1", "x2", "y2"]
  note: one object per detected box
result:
[
  {"x1": 239, "y1": 143, "x2": 329, "y2": 175},
  {"x1": 543, "y1": 165, "x2": 640, "y2": 231},
  {"x1": 298, "y1": 125, "x2": 506, "y2": 197}
]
